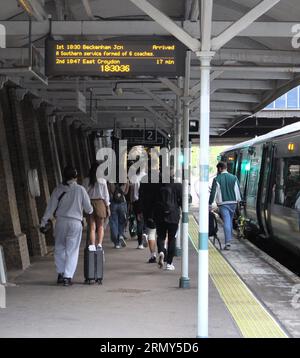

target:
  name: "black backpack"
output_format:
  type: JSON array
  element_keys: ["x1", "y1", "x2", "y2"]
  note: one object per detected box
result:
[
  {"x1": 112, "y1": 184, "x2": 125, "y2": 204},
  {"x1": 158, "y1": 185, "x2": 177, "y2": 216}
]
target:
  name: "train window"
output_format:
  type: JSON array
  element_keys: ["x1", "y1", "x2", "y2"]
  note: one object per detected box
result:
[
  {"x1": 241, "y1": 145, "x2": 263, "y2": 210},
  {"x1": 238, "y1": 149, "x2": 250, "y2": 199},
  {"x1": 284, "y1": 159, "x2": 300, "y2": 208},
  {"x1": 274, "y1": 157, "x2": 300, "y2": 208},
  {"x1": 247, "y1": 159, "x2": 260, "y2": 195}
]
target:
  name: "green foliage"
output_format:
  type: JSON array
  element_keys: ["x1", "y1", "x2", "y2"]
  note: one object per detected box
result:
[{"x1": 190, "y1": 145, "x2": 229, "y2": 176}]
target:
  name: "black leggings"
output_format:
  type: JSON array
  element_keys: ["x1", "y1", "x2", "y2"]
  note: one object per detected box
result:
[{"x1": 156, "y1": 222, "x2": 178, "y2": 265}]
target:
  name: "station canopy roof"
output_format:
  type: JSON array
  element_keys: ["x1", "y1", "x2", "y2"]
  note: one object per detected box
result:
[{"x1": 1, "y1": 0, "x2": 300, "y2": 138}]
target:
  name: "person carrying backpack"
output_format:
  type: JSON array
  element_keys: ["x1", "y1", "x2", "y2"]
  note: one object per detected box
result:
[
  {"x1": 209, "y1": 161, "x2": 241, "y2": 250},
  {"x1": 154, "y1": 176, "x2": 182, "y2": 271},
  {"x1": 108, "y1": 182, "x2": 129, "y2": 248},
  {"x1": 40, "y1": 166, "x2": 93, "y2": 286}
]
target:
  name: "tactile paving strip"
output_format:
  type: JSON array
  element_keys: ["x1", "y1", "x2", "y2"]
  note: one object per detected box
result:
[{"x1": 189, "y1": 215, "x2": 288, "y2": 338}]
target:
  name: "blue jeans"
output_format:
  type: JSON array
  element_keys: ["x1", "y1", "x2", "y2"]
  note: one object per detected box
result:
[
  {"x1": 219, "y1": 204, "x2": 237, "y2": 244},
  {"x1": 109, "y1": 202, "x2": 127, "y2": 246}
]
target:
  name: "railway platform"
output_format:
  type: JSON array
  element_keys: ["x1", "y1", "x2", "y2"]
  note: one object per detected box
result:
[{"x1": 1, "y1": 216, "x2": 299, "y2": 338}]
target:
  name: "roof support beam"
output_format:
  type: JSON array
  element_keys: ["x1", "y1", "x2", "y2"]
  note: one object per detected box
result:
[
  {"x1": 185, "y1": 0, "x2": 193, "y2": 20},
  {"x1": 200, "y1": 0, "x2": 213, "y2": 52},
  {"x1": 141, "y1": 87, "x2": 175, "y2": 116},
  {"x1": 81, "y1": 0, "x2": 95, "y2": 20},
  {"x1": 158, "y1": 77, "x2": 182, "y2": 97},
  {"x1": 214, "y1": 0, "x2": 275, "y2": 21},
  {"x1": 211, "y1": 0, "x2": 281, "y2": 50},
  {"x1": 212, "y1": 93, "x2": 260, "y2": 103},
  {"x1": 214, "y1": 49, "x2": 300, "y2": 64},
  {"x1": 190, "y1": 0, "x2": 199, "y2": 21},
  {"x1": 128, "y1": 0, "x2": 201, "y2": 52},
  {"x1": 210, "y1": 66, "x2": 300, "y2": 73},
  {"x1": 1, "y1": 20, "x2": 299, "y2": 38},
  {"x1": 190, "y1": 70, "x2": 223, "y2": 98},
  {"x1": 212, "y1": 102, "x2": 252, "y2": 111},
  {"x1": 190, "y1": 60, "x2": 236, "y2": 98},
  {"x1": 18, "y1": 0, "x2": 48, "y2": 21},
  {"x1": 145, "y1": 106, "x2": 172, "y2": 126},
  {"x1": 202, "y1": 71, "x2": 292, "y2": 80},
  {"x1": 210, "y1": 79, "x2": 274, "y2": 91},
  {"x1": 220, "y1": 76, "x2": 300, "y2": 136}
]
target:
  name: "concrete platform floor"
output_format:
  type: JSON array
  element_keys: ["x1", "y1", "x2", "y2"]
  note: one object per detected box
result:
[
  {"x1": 0, "y1": 231, "x2": 241, "y2": 338},
  {"x1": 2, "y1": 223, "x2": 298, "y2": 338},
  {"x1": 221, "y1": 237, "x2": 300, "y2": 337}
]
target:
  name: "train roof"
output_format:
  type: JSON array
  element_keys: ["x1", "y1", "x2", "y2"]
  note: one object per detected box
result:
[{"x1": 223, "y1": 121, "x2": 300, "y2": 153}]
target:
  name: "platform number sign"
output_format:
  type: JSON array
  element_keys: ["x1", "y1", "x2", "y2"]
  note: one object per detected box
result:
[{"x1": 144, "y1": 129, "x2": 157, "y2": 142}]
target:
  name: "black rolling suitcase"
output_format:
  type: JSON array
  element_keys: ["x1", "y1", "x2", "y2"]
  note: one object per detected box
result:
[{"x1": 84, "y1": 247, "x2": 104, "y2": 285}]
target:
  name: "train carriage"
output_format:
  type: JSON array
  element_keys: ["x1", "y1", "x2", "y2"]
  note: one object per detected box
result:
[{"x1": 220, "y1": 122, "x2": 300, "y2": 256}]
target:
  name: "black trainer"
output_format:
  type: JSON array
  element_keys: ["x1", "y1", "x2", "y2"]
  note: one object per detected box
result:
[
  {"x1": 57, "y1": 273, "x2": 64, "y2": 284},
  {"x1": 148, "y1": 256, "x2": 157, "y2": 263},
  {"x1": 63, "y1": 278, "x2": 72, "y2": 287}
]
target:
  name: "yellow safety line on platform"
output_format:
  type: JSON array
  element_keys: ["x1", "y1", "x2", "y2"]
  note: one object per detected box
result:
[{"x1": 189, "y1": 215, "x2": 288, "y2": 338}]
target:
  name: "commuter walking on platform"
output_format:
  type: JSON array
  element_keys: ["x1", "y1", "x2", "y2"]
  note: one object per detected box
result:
[
  {"x1": 130, "y1": 165, "x2": 147, "y2": 249},
  {"x1": 209, "y1": 161, "x2": 241, "y2": 250},
  {"x1": 83, "y1": 161, "x2": 110, "y2": 251},
  {"x1": 40, "y1": 166, "x2": 93, "y2": 286},
  {"x1": 108, "y1": 181, "x2": 129, "y2": 248},
  {"x1": 154, "y1": 175, "x2": 182, "y2": 271},
  {"x1": 139, "y1": 169, "x2": 160, "y2": 263}
]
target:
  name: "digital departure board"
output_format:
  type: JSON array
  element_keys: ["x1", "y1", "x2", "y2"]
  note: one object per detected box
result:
[{"x1": 45, "y1": 38, "x2": 185, "y2": 77}]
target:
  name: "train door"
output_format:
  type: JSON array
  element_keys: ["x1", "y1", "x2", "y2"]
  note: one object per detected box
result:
[
  {"x1": 269, "y1": 138, "x2": 300, "y2": 251},
  {"x1": 236, "y1": 148, "x2": 250, "y2": 201},
  {"x1": 256, "y1": 143, "x2": 274, "y2": 237},
  {"x1": 234, "y1": 148, "x2": 250, "y2": 221},
  {"x1": 244, "y1": 144, "x2": 263, "y2": 231}
]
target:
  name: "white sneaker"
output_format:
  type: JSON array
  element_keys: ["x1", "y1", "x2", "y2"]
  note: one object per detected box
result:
[
  {"x1": 115, "y1": 245, "x2": 121, "y2": 249},
  {"x1": 142, "y1": 233, "x2": 148, "y2": 248},
  {"x1": 224, "y1": 243, "x2": 231, "y2": 250},
  {"x1": 137, "y1": 244, "x2": 144, "y2": 250},
  {"x1": 119, "y1": 236, "x2": 127, "y2": 247},
  {"x1": 88, "y1": 244, "x2": 96, "y2": 252},
  {"x1": 158, "y1": 252, "x2": 164, "y2": 268},
  {"x1": 165, "y1": 263, "x2": 175, "y2": 271},
  {"x1": 97, "y1": 244, "x2": 102, "y2": 250}
]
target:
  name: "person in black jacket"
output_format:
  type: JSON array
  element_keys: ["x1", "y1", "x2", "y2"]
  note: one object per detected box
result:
[
  {"x1": 139, "y1": 169, "x2": 160, "y2": 263},
  {"x1": 154, "y1": 175, "x2": 182, "y2": 271}
]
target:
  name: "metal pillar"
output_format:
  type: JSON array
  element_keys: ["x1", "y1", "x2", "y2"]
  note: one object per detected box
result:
[
  {"x1": 196, "y1": 0, "x2": 213, "y2": 338},
  {"x1": 175, "y1": 76, "x2": 183, "y2": 256},
  {"x1": 197, "y1": 55, "x2": 212, "y2": 338},
  {"x1": 48, "y1": 116, "x2": 62, "y2": 184},
  {"x1": 179, "y1": 51, "x2": 191, "y2": 289}
]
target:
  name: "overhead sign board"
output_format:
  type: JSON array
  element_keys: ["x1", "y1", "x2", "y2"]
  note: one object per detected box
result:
[
  {"x1": 45, "y1": 38, "x2": 185, "y2": 78},
  {"x1": 189, "y1": 120, "x2": 199, "y2": 133},
  {"x1": 122, "y1": 129, "x2": 165, "y2": 146}
]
